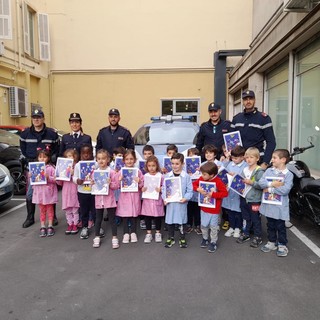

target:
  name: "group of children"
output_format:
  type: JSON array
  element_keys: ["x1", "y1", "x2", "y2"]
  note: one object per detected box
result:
[{"x1": 32, "y1": 141, "x2": 293, "y2": 257}]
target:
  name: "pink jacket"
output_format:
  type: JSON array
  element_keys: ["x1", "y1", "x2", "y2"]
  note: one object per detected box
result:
[
  {"x1": 95, "y1": 169, "x2": 119, "y2": 209},
  {"x1": 116, "y1": 169, "x2": 144, "y2": 217},
  {"x1": 32, "y1": 165, "x2": 58, "y2": 205},
  {"x1": 56, "y1": 179, "x2": 79, "y2": 210}
]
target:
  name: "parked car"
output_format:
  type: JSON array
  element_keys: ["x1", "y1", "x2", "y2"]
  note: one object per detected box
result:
[
  {"x1": 0, "y1": 129, "x2": 27, "y2": 195},
  {"x1": 133, "y1": 115, "x2": 200, "y2": 164},
  {"x1": 0, "y1": 164, "x2": 15, "y2": 207}
]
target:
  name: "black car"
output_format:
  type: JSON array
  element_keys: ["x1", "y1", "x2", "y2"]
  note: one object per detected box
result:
[{"x1": 0, "y1": 129, "x2": 27, "y2": 195}]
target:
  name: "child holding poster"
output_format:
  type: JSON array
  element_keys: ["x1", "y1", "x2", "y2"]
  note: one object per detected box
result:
[
  {"x1": 32, "y1": 149, "x2": 58, "y2": 237},
  {"x1": 259, "y1": 149, "x2": 293, "y2": 257},
  {"x1": 162, "y1": 153, "x2": 193, "y2": 248},
  {"x1": 116, "y1": 149, "x2": 144, "y2": 244},
  {"x1": 193, "y1": 162, "x2": 228, "y2": 253},
  {"x1": 92, "y1": 149, "x2": 120, "y2": 249},
  {"x1": 141, "y1": 156, "x2": 164, "y2": 243}
]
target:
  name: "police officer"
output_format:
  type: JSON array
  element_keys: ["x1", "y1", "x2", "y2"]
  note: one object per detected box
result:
[
  {"x1": 20, "y1": 109, "x2": 59, "y2": 228},
  {"x1": 196, "y1": 102, "x2": 231, "y2": 159},
  {"x1": 231, "y1": 90, "x2": 276, "y2": 169},
  {"x1": 59, "y1": 113, "x2": 92, "y2": 156},
  {"x1": 96, "y1": 108, "x2": 134, "y2": 155}
]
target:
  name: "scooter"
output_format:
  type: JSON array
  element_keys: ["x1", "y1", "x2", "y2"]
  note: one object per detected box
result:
[{"x1": 287, "y1": 140, "x2": 320, "y2": 226}]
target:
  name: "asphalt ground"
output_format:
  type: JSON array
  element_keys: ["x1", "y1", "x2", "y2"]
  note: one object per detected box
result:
[{"x1": 0, "y1": 196, "x2": 320, "y2": 320}]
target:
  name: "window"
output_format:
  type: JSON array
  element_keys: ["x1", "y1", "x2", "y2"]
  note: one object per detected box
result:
[
  {"x1": 295, "y1": 39, "x2": 320, "y2": 172},
  {"x1": 23, "y1": 3, "x2": 35, "y2": 57},
  {"x1": 38, "y1": 13, "x2": 50, "y2": 61},
  {"x1": 266, "y1": 62, "x2": 289, "y2": 149},
  {"x1": 0, "y1": 0, "x2": 12, "y2": 39},
  {"x1": 161, "y1": 99, "x2": 199, "y2": 122}
]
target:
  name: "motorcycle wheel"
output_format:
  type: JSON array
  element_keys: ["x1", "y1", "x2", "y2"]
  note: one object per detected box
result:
[
  {"x1": 289, "y1": 189, "x2": 304, "y2": 217},
  {"x1": 305, "y1": 193, "x2": 320, "y2": 226}
]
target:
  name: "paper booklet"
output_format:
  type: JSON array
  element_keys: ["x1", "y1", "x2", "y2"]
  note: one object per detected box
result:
[
  {"x1": 185, "y1": 156, "x2": 201, "y2": 180},
  {"x1": 115, "y1": 157, "x2": 124, "y2": 171},
  {"x1": 29, "y1": 162, "x2": 47, "y2": 185},
  {"x1": 217, "y1": 167, "x2": 229, "y2": 187},
  {"x1": 142, "y1": 173, "x2": 161, "y2": 200},
  {"x1": 198, "y1": 181, "x2": 216, "y2": 208},
  {"x1": 229, "y1": 173, "x2": 251, "y2": 198},
  {"x1": 163, "y1": 157, "x2": 172, "y2": 173},
  {"x1": 223, "y1": 131, "x2": 243, "y2": 152},
  {"x1": 163, "y1": 177, "x2": 182, "y2": 203},
  {"x1": 121, "y1": 167, "x2": 139, "y2": 192},
  {"x1": 79, "y1": 161, "x2": 96, "y2": 184},
  {"x1": 262, "y1": 176, "x2": 284, "y2": 205},
  {"x1": 91, "y1": 169, "x2": 109, "y2": 195},
  {"x1": 138, "y1": 160, "x2": 147, "y2": 175},
  {"x1": 55, "y1": 157, "x2": 73, "y2": 181}
]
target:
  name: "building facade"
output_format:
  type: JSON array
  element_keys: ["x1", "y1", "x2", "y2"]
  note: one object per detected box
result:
[{"x1": 228, "y1": 0, "x2": 320, "y2": 174}]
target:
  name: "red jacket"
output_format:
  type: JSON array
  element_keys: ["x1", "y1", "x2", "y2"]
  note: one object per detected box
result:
[{"x1": 193, "y1": 176, "x2": 228, "y2": 214}]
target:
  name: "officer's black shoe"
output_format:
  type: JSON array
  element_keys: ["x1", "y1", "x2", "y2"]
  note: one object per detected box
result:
[{"x1": 22, "y1": 218, "x2": 35, "y2": 228}]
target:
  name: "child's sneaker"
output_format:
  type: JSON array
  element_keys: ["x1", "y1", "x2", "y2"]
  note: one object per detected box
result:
[
  {"x1": 237, "y1": 233, "x2": 250, "y2": 244},
  {"x1": 250, "y1": 236, "x2": 262, "y2": 248},
  {"x1": 71, "y1": 224, "x2": 78, "y2": 234},
  {"x1": 155, "y1": 232, "x2": 162, "y2": 243},
  {"x1": 179, "y1": 239, "x2": 188, "y2": 248},
  {"x1": 93, "y1": 236, "x2": 101, "y2": 248},
  {"x1": 200, "y1": 238, "x2": 209, "y2": 248},
  {"x1": 39, "y1": 227, "x2": 47, "y2": 237},
  {"x1": 140, "y1": 219, "x2": 146, "y2": 230},
  {"x1": 222, "y1": 221, "x2": 229, "y2": 230},
  {"x1": 130, "y1": 232, "x2": 138, "y2": 243},
  {"x1": 277, "y1": 244, "x2": 289, "y2": 257},
  {"x1": 233, "y1": 228, "x2": 241, "y2": 238},
  {"x1": 164, "y1": 238, "x2": 175, "y2": 248},
  {"x1": 112, "y1": 238, "x2": 119, "y2": 249},
  {"x1": 194, "y1": 226, "x2": 202, "y2": 235},
  {"x1": 122, "y1": 233, "x2": 130, "y2": 243},
  {"x1": 65, "y1": 224, "x2": 73, "y2": 235},
  {"x1": 224, "y1": 227, "x2": 234, "y2": 237},
  {"x1": 185, "y1": 225, "x2": 193, "y2": 234},
  {"x1": 47, "y1": 227, "x2": 55, "y2": 237},
  {"x1": 261, "y1": 241, "x2": 277, "y2": 253},
  {"x1": 80, "y1": 227, "x2": 89, "y2": 239},
  {"x1": 144, "y1": 233, "x2": 153, "y2": 243},
  {"x1": 207, "y1": 242, "x2": 217, "y2": 253}
]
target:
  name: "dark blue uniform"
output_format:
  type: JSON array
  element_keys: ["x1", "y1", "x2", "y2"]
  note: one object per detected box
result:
[
  {"x1": 59, "y1": 133, "x2": 92, "y2": 156},
  {"x1": 20, "y1": 124, "x2": 59, "y2": 162},
  {"x1": 196, "y1": 119, "x2": 231, "y2": 157},
  {"x1": 231, "y1": 108, "x2": 276, "y2": 164},
  {"x1": 96, "y1": 125, "x2": 134, "y2": 155}
]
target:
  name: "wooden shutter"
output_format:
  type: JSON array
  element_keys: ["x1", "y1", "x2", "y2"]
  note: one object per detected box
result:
[
  {"x1": 0, "y1": 0, "x2": 12, "y2": 39},
  {"x1": 38, "y1": 13, "x2": 50, "y2": 61},
  {"x1": 22, "y1": 2, "x2": 30, "y2": 54}
]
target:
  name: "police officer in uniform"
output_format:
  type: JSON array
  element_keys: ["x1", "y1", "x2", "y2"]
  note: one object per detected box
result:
[
  {"x1": 231, "y1": 90, "x2": 276, "y2": 169},
  {"x1": 59, "y1": 113, "x2": 92, "y2": 156},
  {"x1": 96, "y1": 108, "x2": 134, "y2": 155},
  {"x1": 20, "y1": 109, "x2": 59, "y2": 228},
  {"x1": 196, "y1": 102, "x2": 231, "y2": 159}
]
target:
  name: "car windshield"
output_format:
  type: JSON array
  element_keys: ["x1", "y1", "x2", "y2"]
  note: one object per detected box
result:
[
  {"x1": 134, "y1": 124, "x2": 198, "y2": 145},
  {"x1": 0, "y1": 129, "x2": 20, "y2": 146}
]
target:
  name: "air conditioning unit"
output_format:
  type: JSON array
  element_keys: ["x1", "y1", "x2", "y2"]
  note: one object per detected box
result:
[{"x1": 9, "y1": 87, "x2": 28, "y2": 117}]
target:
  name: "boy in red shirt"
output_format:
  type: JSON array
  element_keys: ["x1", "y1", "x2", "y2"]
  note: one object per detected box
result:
[{"x1": 193, "y1": 162, "x2": 228, "y2": 253}]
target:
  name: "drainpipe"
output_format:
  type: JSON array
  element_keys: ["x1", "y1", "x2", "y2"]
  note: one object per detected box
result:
[
  {"x1": 214, "y1": 50, "x2": 247, "y2": 120},
  {"x1": 16, "y1": 0, "x2": 22, "y2": 70}
]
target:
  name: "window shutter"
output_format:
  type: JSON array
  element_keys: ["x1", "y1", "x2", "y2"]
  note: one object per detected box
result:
[
  {"x1": 0, "y1": 0, "x2": 12, "y2": 39},
  {"x1": 38, "y1": 13, "x2": 50, "y2": 61},
  {"x1": 22, "y1": 2, "x2": 30, "y2": 54}
]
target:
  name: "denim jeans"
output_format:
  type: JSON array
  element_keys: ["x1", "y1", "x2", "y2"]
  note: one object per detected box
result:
[{"x1": 266, "y1": 217, "x2": 287, "y2": 245}]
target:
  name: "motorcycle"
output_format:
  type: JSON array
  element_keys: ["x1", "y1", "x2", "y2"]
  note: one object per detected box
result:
[{"x1": 288, "y1": 139, "x2": 320, "y2": 226}]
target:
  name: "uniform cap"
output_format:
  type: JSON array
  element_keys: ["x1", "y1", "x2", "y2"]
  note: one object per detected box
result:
[
  {"x1": 108, "y1": 108, "x2": 120, "y2": 116},
  {"x1": 69, "y1": 113, "x2": 82, "y2": 122},
  {"x1": 242, "y1": 90, "x2": 255, "y2": 99},
  {"x1": 31, "y1": 109, "x2": 44, "y2": 118},
  {"x1": 208, "y1": 103, "x2": 221, "y2": 112}
]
